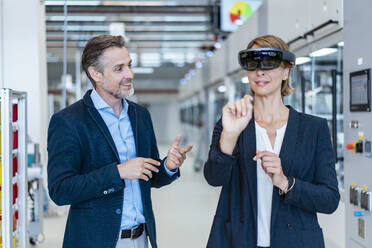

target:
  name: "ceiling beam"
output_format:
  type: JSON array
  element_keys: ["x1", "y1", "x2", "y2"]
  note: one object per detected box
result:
[
  {"x1": 45, "y1": 5, "x2": 212, "y2": 15},
  {"x1": 46, "y1": 21, "x2": 211, "y2": 26},
  {"x1": 46, "y1": 30, "x2": 211, "y2": 35}
]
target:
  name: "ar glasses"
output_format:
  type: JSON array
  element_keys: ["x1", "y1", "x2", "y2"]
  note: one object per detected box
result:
[{"x1": 238, "y1": 48, "x2": 296, "y2": 71}]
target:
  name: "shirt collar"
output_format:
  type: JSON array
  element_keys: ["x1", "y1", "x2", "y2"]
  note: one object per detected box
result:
[{"x1": 90, "y1": 89, "x2": 128, "y2": 116}]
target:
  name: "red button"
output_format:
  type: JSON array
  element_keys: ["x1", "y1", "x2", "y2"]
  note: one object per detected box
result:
[
  {"x1": 12, "y1": 104, "x2": 18, "y2": 122},
  {"x1": 13, "y1": 130, "x2": 18, "y2": 149},
  {"x1": 13, "y1": 157, "x2": 18, "y2": 177},
  {"x1": 13, "y1": 183, "x2": 18, "y2": 204}
]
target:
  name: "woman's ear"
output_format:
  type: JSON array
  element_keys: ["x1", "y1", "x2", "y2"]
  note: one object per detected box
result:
[
  {"x1": 88, "y1": 66, "x2": 102, "y2": 83},
  {"x1": 282, "y1": 67, "x2": 290, "y2": 81}
]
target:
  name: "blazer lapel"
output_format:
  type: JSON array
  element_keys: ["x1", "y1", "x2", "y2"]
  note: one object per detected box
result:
[
  {"x1": 127, "y1": 101, "x2": 139, "y2": 155},
  {"x1": 242, "y1": 117, "x2": 258, "y2": 227},
  {"x1": 270, "y1": 106, "x2": 299, "y2": 236},
  {"x1": 83, "y1": 90, "x2": 120, "y2": 162},
  {"x1": 127, "y1": 102, "x2": 150, "y2": 194}
]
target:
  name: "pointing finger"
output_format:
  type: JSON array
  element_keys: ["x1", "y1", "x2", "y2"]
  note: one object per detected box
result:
[{"x1": 172, "y1": 134, "x2": 182, "y2": 147}]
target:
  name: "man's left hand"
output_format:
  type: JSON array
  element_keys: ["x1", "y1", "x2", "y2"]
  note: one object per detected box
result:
[{"x1": 166, "y1": 135, "x2": 193, "y2": 171}]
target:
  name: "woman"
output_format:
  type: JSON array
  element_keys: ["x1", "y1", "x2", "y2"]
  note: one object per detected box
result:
[{"x1": 204, "y1": 35, "x2": 340, "y2": 248}]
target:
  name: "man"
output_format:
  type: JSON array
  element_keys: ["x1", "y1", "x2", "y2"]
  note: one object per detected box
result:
[{"x1": 47, "y1": 35, "x2": 192, "y2": 248}]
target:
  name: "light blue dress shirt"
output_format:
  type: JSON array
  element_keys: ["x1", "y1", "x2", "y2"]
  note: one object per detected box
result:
[{"x1": 90, "y1": 89, "x2": 176, "y2": 230}]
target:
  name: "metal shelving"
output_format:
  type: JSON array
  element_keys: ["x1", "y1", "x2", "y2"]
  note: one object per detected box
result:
[{"x1": 1, "y1": 88, "x2": 27, "y2": 248}]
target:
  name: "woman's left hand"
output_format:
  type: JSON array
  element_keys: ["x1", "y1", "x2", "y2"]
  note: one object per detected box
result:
[{"x1": 253, "y1": 150, "x2": 288, "y2": 191}]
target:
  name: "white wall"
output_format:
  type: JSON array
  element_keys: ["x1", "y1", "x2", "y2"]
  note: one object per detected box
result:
[{"x1": 0, "y1": 0, "x2": 48, "y2": 165}]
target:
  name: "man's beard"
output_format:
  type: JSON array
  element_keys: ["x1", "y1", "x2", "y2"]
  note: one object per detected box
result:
[
  {"x1": 102, "y1": 80, "x2": 134, "y2": 99},
  {"x1": 124, "y1": 87, "x2": 134, "y2": 98}
]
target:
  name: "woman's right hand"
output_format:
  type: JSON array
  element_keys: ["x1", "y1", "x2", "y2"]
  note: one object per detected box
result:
[
  {"x1": 219, "y1": 95, "x2": 253, "y2": 155},
  {"x1": 222, "y1": 95, "x2": 253, "y2": 136}
]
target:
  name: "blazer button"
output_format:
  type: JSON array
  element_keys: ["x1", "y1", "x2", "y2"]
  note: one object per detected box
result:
[
  {"x1": 103, "y1": 190, "x2": 108, "y2": 195},
  {"x1": 287, "y1": 223, "x2": 292, "y2": 229},
  {"x1": 116, "y1": 209, "x2": 121, "y2": 215}
]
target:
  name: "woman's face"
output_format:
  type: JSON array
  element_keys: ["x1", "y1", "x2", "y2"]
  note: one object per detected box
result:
[{"x1": 247, "y1": 45, "x2": 289, "y2": 98}]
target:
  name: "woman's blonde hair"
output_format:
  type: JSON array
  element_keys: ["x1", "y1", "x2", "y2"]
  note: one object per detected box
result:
[{"x1": 246, "y1": 34, "x2": 294, "y2": 96}]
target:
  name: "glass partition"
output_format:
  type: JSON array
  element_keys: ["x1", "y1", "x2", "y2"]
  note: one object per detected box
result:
[{"x1": 285, "y1": 43, "x2": 344, "y2": 189}]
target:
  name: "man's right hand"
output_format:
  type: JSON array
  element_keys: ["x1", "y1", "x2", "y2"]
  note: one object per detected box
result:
[
  {"x1": 220, "y1": 95, "x2": 253, "y2": 155},
  {"x1": 117, "y1": 157, "x2": 161, "y2": 181}
]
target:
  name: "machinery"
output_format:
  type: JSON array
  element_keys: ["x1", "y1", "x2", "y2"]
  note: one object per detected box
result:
[{"x1": 344, "y1": 1, "x2": 372, "y2": 247}]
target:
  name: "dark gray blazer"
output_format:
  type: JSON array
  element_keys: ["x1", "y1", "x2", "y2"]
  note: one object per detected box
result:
[
  {"x1": 47, "y1": 90, "x2": 178, "y2": 248},
  {"x1": 204, "y1": 106, "x2": 340, "y2": 248}
]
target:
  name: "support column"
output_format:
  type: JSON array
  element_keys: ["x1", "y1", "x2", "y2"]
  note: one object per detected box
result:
[{"x1": 0, "y1": 0, "x2": 48, "y2": 167}]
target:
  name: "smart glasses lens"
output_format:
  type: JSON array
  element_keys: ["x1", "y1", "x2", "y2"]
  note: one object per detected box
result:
[
  {"x1": 260, "y1": 55, "x2": 282, "y2": 70},
  {"x1": 239, "y1": 49, "x2": 283, "y2": 71}
]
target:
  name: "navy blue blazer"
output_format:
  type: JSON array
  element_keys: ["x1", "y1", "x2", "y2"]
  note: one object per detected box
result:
[
  {"x1": 47, "y1": 90, "x2": 179, "y2": 248},
  {"x1": 204, "y1": 106, "x2": 340, "y2": 248}
]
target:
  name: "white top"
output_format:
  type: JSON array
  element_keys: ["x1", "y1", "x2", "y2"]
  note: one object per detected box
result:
[{"x1": 255, "y1": 121, "x2": 287, "y2": 247}]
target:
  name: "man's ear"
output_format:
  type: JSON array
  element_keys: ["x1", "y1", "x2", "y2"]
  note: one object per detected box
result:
[{"x1": 88, "y1": 66, "x2": 103, "y2": 83}]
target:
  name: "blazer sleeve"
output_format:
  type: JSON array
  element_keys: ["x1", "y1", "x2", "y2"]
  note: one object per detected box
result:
[
  {"x1": 142, "y1": 109, "x2": 179, "y2": 188},
  {"x1": 204, "y1": 119, "x2": 239, "y2": 187},
  {"x1": 47, "y1": 113, "x2": 125, "y2": 206},
  {"x1": 281, "y1": 119, "x2": 340, "y2": 214}
]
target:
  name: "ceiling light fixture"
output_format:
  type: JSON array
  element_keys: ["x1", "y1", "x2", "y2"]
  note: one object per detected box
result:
[
  {"x1": 296, "y1": 57, "x2": 311, "y2": 65},
  {"x1": 218, "y1": 85, "x2": 226, "y2": 93},
  {"x1": 310, "y1": 48, "x2": 337, "y2": 57}
]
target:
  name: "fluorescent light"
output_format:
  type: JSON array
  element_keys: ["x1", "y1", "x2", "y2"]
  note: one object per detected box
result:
[
  {"x1": 241, "y1": 77, "x2": 249, "y2": 84},
  {"x1": 338, "y1": 41, "x2": 344, "y2": 47},
  {"x1": 206, "y1": 50, "x2": 213, "y2": 57},
  {"x1": 45, "y1": 1, "x2": 101, "y2": 6},
  {"x1": 180, "y1": 79, "x2": 187, "y2": 85},
  {"x1": 109, "y1": 23, "x2": 125, "y2": 36},
  {"x1": 103, "y1": 1, "x2": 166, "y2": 7},
  {"x1": 296, "y1": 57, "x2": 311, "y2": 65},
  {"x1": 140, "y1": 53, "x2": 161, "y2": 67},
  {"x1": 163, "y1": 52, "x2": 185, "y2": 64},
  {"x1": 214, "y1": 42, "x2": 222, "y2": 49},
  {"x1": 218, "y1": 85, "x2": 226, "y2": 93},
  {"x1": 132, "y1": 67, "x2": 154, "y2": 74},
  {"x1": 310, "y1": 48, "x2": 337, "y2": 57},
  {"x1": 46, "y1": 16, "x2": 107, "y2": 22},
  {"x1": 195, "y1": 61, "x2": 203, "y2": 69},
  {"x1": 57, "y1": 25, "x2": 108, "y2": 31}
]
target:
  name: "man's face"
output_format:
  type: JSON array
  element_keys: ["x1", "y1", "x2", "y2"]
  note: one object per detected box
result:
[{"x1": 96, "y1": 46, "x2": 134, "y2": 99}]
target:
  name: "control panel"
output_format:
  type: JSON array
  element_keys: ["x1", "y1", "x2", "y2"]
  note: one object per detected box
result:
[
  {"x1": 345, "y1": 67, "x2": 372, "y2": 246},
  {"x1": 344, "y1": 2, "x2": 372, "y2": 247}
]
